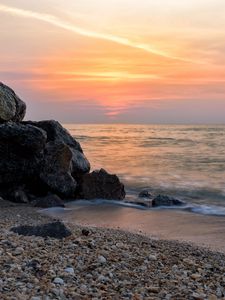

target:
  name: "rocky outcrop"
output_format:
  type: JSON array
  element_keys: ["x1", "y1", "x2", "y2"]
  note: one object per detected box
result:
[
  {"x1": 78, "y1": 168, "x2": 125, "y2": 200},
  {"x1": 40, "y1": 141, "x2": 77, "y2": 197},
  {"x1": 0, "y1": 82, "x2": 26, "y2": 122},
  {"x1": 0, "y1": 123, "x2": 46, "y2": 186},
  {"x1": 152, "y1": 195, "x2": 185, "y2": 207},
  {"x1": 24, "y1": 120, "x2": 91, "y2": 178},
  {"x1": 0, "y1": 83, "x2": 125, "y2": 205}
]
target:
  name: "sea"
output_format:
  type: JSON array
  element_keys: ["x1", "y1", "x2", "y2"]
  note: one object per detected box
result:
[
  {"x1": 63, "y1": 124, "x2": 225, "y2": 215},
  {"x1": 43, "y1": 124, "x2": 225, "y2": 251}
]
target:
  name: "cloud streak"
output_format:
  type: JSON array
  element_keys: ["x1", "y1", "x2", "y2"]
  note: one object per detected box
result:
[{"x1": 0, "y1": 3, "x2": 199, "y2": 63}]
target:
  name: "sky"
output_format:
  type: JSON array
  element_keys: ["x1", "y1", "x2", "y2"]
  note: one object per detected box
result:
[{"x1": 1, "y1": 0, "x2": 225, "y2": 123}]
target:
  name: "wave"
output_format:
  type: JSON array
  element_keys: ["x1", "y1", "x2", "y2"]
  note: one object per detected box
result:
[{"x1": 40, "y1": 199, "x2": 225, "y2": 217}]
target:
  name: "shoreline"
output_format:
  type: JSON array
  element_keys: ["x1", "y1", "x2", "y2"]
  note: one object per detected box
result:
[
  {"x1": 43, "y1": 202, "x2": 225, "y2": 254},
  {"x1": 0, "y1": 205, "x2": 224, "y2": 299}
]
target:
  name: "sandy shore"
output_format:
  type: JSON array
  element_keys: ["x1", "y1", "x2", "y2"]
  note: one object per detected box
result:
[
  {"x1": 45, "y1": 202, "x2": 225, "y2": 253},
  {"x1": 0, "y1": 204, "x2": 225, "y2": 299}
]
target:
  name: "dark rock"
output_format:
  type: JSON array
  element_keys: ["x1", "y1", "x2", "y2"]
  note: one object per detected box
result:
[
  {"x1": 78, "y1": 168, "x2": 125, "y2": 200},
  {"x1": 81, "y1": 229, "x2": 90, "y2": 236},
  {"x1": 0, "y1": 123, "x2": 47, "y2": 186},
  {"x1": 139, "y1": 190, "x2": 152, "y2": 198},
  {"x1": 11, "y1": 187, "x2": 29, "y2": 203},
  {"x1": 24, "y1": 120, "x2": 90, "y2": 177},
  {"x1": 40, "y1": 141, "x2": 77, "y2": 197},
  {"x1": 152, "y1": 194, "x2": 185, "y2": 207},
  {"x1": 0, "y1": 82, "x2": 26, "y2": 122},
  {"x1": 32, "y1": 194, "x2": 65, "y2": 208},
  {"x1": 11, "y1": 221, "x2": 72, "y2": 239}
]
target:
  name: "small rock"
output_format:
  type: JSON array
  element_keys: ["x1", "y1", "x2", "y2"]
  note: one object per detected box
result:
[
  {"x1": 192, "y1": 292, "x2": 206, "y2": 299},
  {"x1": 14, "y1": 247, "x2": 24, "y2": 255},
  {"x1": 149, "y1": 254, "x2": 157, "y2": 261},
  {"x1": 148, "y1": 286, "x2": 159, "y2": 293},
  {"x1": 208, "y1": 295, "x2": 218, "y2": 300},
  {"x1": 82, "y1": 229, "x2": 90, "y2": 236},
  {"x1": 11, "y1": 221, "x2": 72, "y2": 239},
  {"x1": 53, "y1": 277, "x2": 64, "y2": 285},
  {"x1": 64, "y1": 267, "x2": 74, "y2": 275},
  {"x1": 152, "y1": 194, "x2": 185, "y2": 207},
  {"x1": 139, "y1": 190, "x2": 152, "y2": 198},
  {"x1": 98, "y1": 255, "x2": 107, "y2": 264},
  {"x1": 80, "y1": 284, "x2": 87, "y2": 291},
  {"x1": 98, "y1": 275, "x2": 107, "y2": 282},
  {"x1": 191, "y1": 274, "x2": 201, "y2": 280}
]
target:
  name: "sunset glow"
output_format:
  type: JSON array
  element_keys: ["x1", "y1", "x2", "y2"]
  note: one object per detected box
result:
[{"x1": 1, "y1": 0, "x2": 225, "y2": 123}]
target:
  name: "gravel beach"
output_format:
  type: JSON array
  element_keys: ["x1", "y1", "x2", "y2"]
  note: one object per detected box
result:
[{"x1": 0, "y1": 204, "x2": 224, "y2": 300}]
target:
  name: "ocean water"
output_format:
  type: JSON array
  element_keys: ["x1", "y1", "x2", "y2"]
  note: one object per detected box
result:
[{"x1": 64, "y1": 124, "x2": 225, "y2": 216}]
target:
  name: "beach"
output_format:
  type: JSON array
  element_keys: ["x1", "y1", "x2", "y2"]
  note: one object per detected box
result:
[
  {"x1": 0, "y1": 203, "x2": 224, "y2": 300},
  {"x1": 45, "y1": 201, "x2": 225, "y2": 253}
]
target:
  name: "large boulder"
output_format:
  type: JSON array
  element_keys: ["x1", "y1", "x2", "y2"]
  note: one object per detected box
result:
[
  {"x1": 0, "y1": 123, "x2": 47, "y2": 186},
  {"x1": 0, "y1": 82, "x2": 26, "y2": 122},
  {"x1": 78, "y1": 168, "x2": 126, "y2": 200},
  {"x1": 24, "y1": 120, "x2": 90, "y2": 178},
  {"x1": 40, "y1": 141, "x2": 77, "y2": 198}
]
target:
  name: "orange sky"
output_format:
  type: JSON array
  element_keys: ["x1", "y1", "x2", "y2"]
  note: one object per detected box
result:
[{"x1": 0, "y1": 0, "x2": 225, "y2": 123}]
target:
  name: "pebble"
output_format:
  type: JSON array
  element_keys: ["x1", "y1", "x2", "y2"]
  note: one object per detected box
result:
[
  {"x1": 64, "y1": 267, "x2": 74, "y2": 274},
  {"x1": 0, "y1": 206, "x2": 224, "y2": 300},
  {"x1": 148, "y1": 286, "x2": 159, "y2": 293},
  {"x1": 149, "y1": 254, "x2": 157, "y2": 261},
  {"x1": 208, "y1": 295, "x2": 218, "y2": 300},
  {"x1": 98, "y1": 255, "x2": 107, "y2": 264},
  {"x1": 13, "y1": 247, "x2": 24, "y2": 255},
  {"x1": 191, "y1": 274, "x2": 202, "y2": 280},
  {"x1": 53, "y1": 277, "x2": 64, "y2": 285}
]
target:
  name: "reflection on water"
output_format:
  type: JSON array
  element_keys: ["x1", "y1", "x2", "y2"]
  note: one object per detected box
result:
[{"x1": 64, "y1": 124, "x2": 225, "y2": 207}]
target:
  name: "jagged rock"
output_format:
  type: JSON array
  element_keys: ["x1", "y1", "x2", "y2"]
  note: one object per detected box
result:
[
  {"x1": 139, "y1": 190, "x2": 152, "y2": 198},
  {"x1": 78, "y1": 168, "x2": 125, "y2": 200},
  {"x1": 32, "y1": 194, "x2": 65, "y2": 208},
  {"x1": 0, "y1": 123, "x2": 47, "y2": 186},
  {"x1": 24, "y1": 120, "x2": 90, "y2": 177},
  {"x1": 152, "y1": 195, "x2": 185, "y2": 207},
  {"x1": 0, "y1": 82, "x2": 26, "y2": 122},
  {"x1": 40, "y1": 141, "x2": 77, "y2": 197},
  {"x1": 11, "y1": 221, "x2": 72, "y2": 239}
]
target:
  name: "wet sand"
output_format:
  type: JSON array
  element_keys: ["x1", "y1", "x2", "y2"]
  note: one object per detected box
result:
[{"x1": 44, "y1": 203, "x2": 225, "y2": 253}]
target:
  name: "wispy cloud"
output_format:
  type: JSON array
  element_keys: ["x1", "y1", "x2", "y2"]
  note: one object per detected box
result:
[{"x1": 0, "y1": 3, "x2": 199, "y2": 64}]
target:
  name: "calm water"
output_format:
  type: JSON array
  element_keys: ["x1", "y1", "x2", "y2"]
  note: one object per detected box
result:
[{"x1": 64, "y1": 124, "x2": 225, "y2": 215}]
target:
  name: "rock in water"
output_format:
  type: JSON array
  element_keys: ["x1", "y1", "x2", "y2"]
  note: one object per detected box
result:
[
  {"x1": 0, "y1": 82, "x2": 26, "y2": 122},
  {"x1": 139, "y1": 190, "x2": 152, "y2": 198},
  {"x1": 152, "y1": 194, "x2": 185, "y2": 207},
  {"x1": 40, "y1": 141, "x2": 77, "y2": 197},
  {"x1": 11, "y1": 221, "x2": 72, "y2": 239},
  {"x1": 24, "y1": 120, "x2": 90, "y2": 178},
  {"x1": 78, "y1": 168, "x2": 126, "y2": 200},
  {"x1": 32, "y1": 194, "x2": 65, "y2": 208}
]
